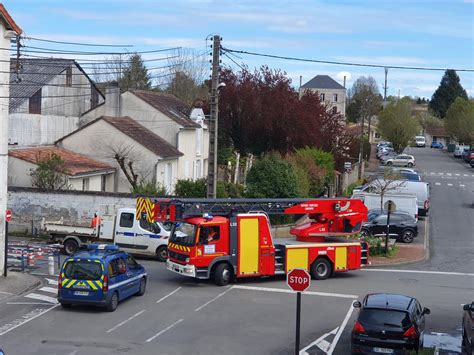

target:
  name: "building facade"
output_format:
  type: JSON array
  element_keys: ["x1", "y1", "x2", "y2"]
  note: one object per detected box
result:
[{"x1": 299, "y1": 75, "x2": 346, "y2": 118}]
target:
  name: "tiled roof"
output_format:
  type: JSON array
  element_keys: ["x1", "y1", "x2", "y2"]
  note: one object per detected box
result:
[
  {"x1": 301, "y1": 75, "x2": 345, "y2": 90},
  {"x1": 130, "y1": 90, "x2": 200, "y2": 128},
  {"x1": 426, "y1": 126, "x2": 448, "y2": 137},
  {"x1": 0, "y1": 4, "x2": 22, "y2": 35},
  {"x1": 101, "y1": 116, "x2": 184, "y2": 158},
  {"x1": 9, "y1": 146, "x2": 114, "y2": 177}
]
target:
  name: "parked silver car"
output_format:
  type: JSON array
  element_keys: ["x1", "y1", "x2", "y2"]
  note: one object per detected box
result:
[{"x1": 384, "y1": 154, "x2": 415, "y2": 167}]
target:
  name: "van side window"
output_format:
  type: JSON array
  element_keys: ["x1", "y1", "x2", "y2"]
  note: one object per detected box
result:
[
  {"x1": 119, "y1": 213, "x2": 134, "y2": 228},
  {"x1": 139, "y1": 215, "x2": 161, "y2": 234},
  {"x1": 126, "y1": 255, "x2": 139, "y2": 269},
  {"x1": 108, "y1": 260, "x2": 119, "y2": 277},
  {"x1": 117, "y1": 258, "x2": 127, "y2": 273}
]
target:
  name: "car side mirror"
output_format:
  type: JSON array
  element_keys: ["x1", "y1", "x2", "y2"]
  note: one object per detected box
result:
[
  {"x1": 372, "y1": 220, "x2": 378, "y2": 225},
  {"x1": 353, "y1": 301, "x2": 361, "y2": 308},
  {"x1": 463, "y1": 304, "x2": 473, "y2": 311},
  {"x1": 153, "y1": 226, "x2": 161, "y2": 234},
  {"x1": 422, "y1": 307, "x2": 431, "y2": 315}
]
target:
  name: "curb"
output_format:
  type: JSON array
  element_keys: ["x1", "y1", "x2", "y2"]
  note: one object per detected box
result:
[{"x1": 0, "y1": 273, "x2": 41, "y2": 304}]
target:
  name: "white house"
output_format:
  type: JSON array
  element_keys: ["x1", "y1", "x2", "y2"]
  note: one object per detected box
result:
[
  {"x1": 81, "y1": 88, "x2": 209, "y2": 185},
  {"x1": 8, "y1": 146, "x2": 115, "y2": 191},
  {"x1": 299, "y1": 75, "x2": 346, "y2": 117},
  {"x1": 9, "y1": 59, "x2": 104, "y2": 146},
  {"x1": 56, "y1": 116, "x2": 183, "y2": 193}
]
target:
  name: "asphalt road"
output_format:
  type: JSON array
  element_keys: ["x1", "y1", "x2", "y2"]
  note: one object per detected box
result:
[{"x1": 0, "y1": 148, "x2": 472, "y2": 355}]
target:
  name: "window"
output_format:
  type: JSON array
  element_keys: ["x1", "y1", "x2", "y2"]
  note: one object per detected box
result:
[
  {"x1": 108, "y1": 260, "x2": 119, "y2": 277},
  {"x1": 198, "y1": 226, "x2": 220, "y2": 245},
  {"x1": 116, "y1": 258, "x2": 127, "y2": 273},
  {"x1": 64, "y1": 261, "x2": 102, "y2": 280},
  {"x1": 126, "y1": 255, "x2": 139, "y2": 269},
  {"x1": 164, "y1": 163, "x2": 172, "y2": 193},
  {"x1": 82, "y1": 178, "x2": 90, "y2": 191},
  {"x1": 320, "y1": 93, "x2": 325, "y2": 101},
  {"x1": 66, "y1": 66, "x2": 72, "y2": 87},
  {"x1": 375, "y1": 132, "x2": 381, "y2": 139},
  {"x1": 359, "y1": 309, "x2": 411, "y2": 328},
  {"x1": 196, "y1": 159, "x2": 202, "y2": 179},
  {"x1": 332, "y1": 106, "x2": 337, "y2": 114},
  {"x1": 119, "y1": 212, "x2": 134, "y2": 228},
  {"x1": 333, "y1": 93, "x2": 338, "y2": 102},
  {"x1": 29, "y1": 89, "x2": 42, "y2": 114},
  {"x1": 139, "y1": 215, "x2": 161, "y2": 234},
  {"x1": 196, "y1": 128, "x2": 203, "y2": 156},
  {"x1": 375, "y1": 216, "x2": 387, "y2": 224}
]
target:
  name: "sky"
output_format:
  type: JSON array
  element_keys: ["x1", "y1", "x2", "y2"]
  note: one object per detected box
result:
[{"x1": 5, "y1": 0, "x2": 474, "y2": 98}]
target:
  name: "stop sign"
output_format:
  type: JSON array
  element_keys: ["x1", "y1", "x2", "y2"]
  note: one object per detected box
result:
[
  {"x1": 5, "y1": 209, "x2": 12, "y2": 223},
  {"x1": 287, "y1": 268, "x2": 311, "y2": 292}
]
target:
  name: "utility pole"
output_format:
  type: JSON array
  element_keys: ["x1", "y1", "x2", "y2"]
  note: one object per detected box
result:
[
  {"x1": 383, "y1": 67, "x2": 388, "y2": 103},
  {"x1": 206, "y1": 35, "x2": 221, "y2": 198}
]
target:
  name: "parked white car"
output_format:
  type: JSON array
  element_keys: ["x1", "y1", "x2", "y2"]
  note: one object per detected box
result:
[
  {"x1": 415, "y1": 136, "x2": 426, "y2": 147},
  {"x1": 384, "y1": 154, "x2": 415, "y2": 167},
  {"x1": 454, "y1": 145, "x2": 470, "y2": 158}
]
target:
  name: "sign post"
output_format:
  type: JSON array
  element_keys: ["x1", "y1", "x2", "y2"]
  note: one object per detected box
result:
[
  {"x1": 287, "y1": 268, "x2": 311, "y2": 355},
  {"x1": 4, "y1": 209, "x2": 11, "y2": 277},
  {"x1": 383, "y1": 200, "x2": 396, "y2": 255}
]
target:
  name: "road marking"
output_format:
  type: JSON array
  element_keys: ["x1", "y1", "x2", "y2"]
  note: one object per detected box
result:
[
  {"x1": 460, "y1": 184, "x2": 465, "y2": 187},
  {"x1": 6, "y1": 302, "x2": 52, "y2": 305},
  {"x1": 232, "y1": 285, "x2": 358, "y2": 299},
  {"x1": 156, "y1": 287, "x2": 181, "y2": 304},
  {"x1": 363, "y1": 269, "x2": 474, "y2": 277},
  {"x1": 194, "y1": 287, "x2": 233, "y2": 312},
  {"x1": 455, "y1": 174, "x2": 460, "y2": 176},
  {"x1": 0, "y1": 304, "x2": 59, "y2": 336},
  {"x1": 68, "y1": 351, "x2": 78, "y2": 355},
  {"x1": 327, "y1": 303, "x2": 355, "y2": 355},
  {"x1": 438, "y1": 172, "x2": 443, "y2": 175},
  {"x1": 45, "y1": 278, "x2": 57, "y2": 285},
  {"x1": 106, "y1": 310, "x2": 145, "y2": 333},
  {"x1": 0, "y1": 291, "x2": 13, "y2": 295},
  {"x1": 145, "y1": 319, "x2": 183, "y2": 343},
  {"x1": 430, "y1": 172, "x2": 435, "y2": 175},
  {"x1": 447, "y1": 183, "x2": 453, "y2": 186},
  {"x1": 464, "y1": 174, "x2": 468, "y2": 177},
  {"x1": 300, "y1": 327, "x2": 338, "y2": 354},
  {"x1": 38, "y1": 286, "x2": 57, "y2": 294},
  {"x1": 435, "y1": 182, "x2": 441, "y2": 186},
  {"x1": 25, "y1": 293, "x2": 58, "y2": 304},
  {"x1": 447, "y1": 173, "x2": 452, "y2": 176}
]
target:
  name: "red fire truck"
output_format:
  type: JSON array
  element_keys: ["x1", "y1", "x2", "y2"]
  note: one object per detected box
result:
[{"x1": 137, "y1": 198, "x2": 368, "y2": 286}]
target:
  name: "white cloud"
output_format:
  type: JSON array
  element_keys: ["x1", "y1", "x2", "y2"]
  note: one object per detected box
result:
[{"x1": 337, "y1": 71, "x2": 352, "y2": 82}]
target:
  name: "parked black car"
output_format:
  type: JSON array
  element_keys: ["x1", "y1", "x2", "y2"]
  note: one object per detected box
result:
[
  {"x1": 360, "y1": 212, "x2": 418, "y2": 243},
  {"x1": 351, "y1": 293, "x2": 430, "y2": 354},
  {"x1": 462, "y1": 302, "x2": 473, "y2": 354}
]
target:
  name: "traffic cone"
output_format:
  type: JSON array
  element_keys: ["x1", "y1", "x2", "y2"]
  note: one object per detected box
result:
[{"x1": 27, "y1": 253, "x2": 35, "y2": 266}]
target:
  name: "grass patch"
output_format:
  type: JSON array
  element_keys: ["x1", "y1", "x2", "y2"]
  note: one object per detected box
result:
[{"x1": 350, "y1": 234, "x2": 399, "y2": 257}]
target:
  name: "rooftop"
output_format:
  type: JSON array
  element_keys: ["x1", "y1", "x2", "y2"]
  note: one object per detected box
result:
[
  {"x1": 301, "y1": 75, "x2": 345, "y2": 90},
  {"x1": 9, "y1": 146, "x2": 115, "y2": 177}
]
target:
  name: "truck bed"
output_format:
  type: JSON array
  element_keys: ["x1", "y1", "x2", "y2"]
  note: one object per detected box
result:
[{"x1": 44, "y1": 223, "x2": 95, "y2": 236}]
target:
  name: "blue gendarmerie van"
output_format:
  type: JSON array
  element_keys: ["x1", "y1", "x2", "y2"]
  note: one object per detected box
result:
[{"x1": 58, "y1": 244, "x2": 147, "y2": 312}]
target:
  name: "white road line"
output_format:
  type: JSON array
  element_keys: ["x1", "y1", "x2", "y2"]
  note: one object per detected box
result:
[
  {"x1": 460, "y1": 184, "x2": 465, "y2": 187},
  {"x1": 430, "y1": 172, "x2": 435, "y2": 175},
  {"x1": 194, "y1": 287, "x2": 233, "y2": 312},
  {"x1": 435, "y1": 182, "x2": 441, "y2": 186},
  {"x1": 0, "y1": 291, "x2": 13, "y2": 295},
  {"x1": 327, "y1": 303, "x2": 355, "y2": 355},
  {"x1": 447, "y1": 173, "x2": 452, "y2": 176},
  {"x1": 106, "y1": 310, "x2": 145, "y2": 333},
  {"x1": 455, "y1": 174, "x2": 460, "y2": 176},
  {"x1": 38, "y1": 286, "x2": 57, "y2": 294},
  {"x1": 6, "y1": 302, "x2": 51, "y2": 305},
  {"x1": 363, "y1": 269, "x2": 474, "y2": 277},
  {"x1": 438, "y1": 172, "x2": 443, "y2": 175},
  {"x1": 0, "y1": 304, "x2": 59, "y2": 336},
  {"x1": 300, "y1": 327, "x2": 338, "y2": 354},
  {"x1": 145, "y1": 319, "x2": 183, "y2": 343},
  {"x1": 45, "y1": 278, "x2": 57, "y2": 285},
  {"x1": 447, "y1": 183, "x2": 453, "y2": 186},
  {"x1": 24, "y1": 293, "x2": 58, "y2": 304},
  {"x1": 68, "y1": 350, "x2": 78, "y2": 355},
  {"x1": 232, "y1": 285, "x2": 358, "y2": 299},
  {"x1": 156, "y1": 287, "x2": 181, "y2": 304},
  {"x1": 464, "y1": 174, "x2": 468, "y2": 177}
]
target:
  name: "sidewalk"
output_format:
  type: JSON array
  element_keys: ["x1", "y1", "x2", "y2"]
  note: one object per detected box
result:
[
  {"x1": 366, "y1": 144, "x2": 379, "y2": 173},
  {"x1": 369, "y1": 243, "x2": 426, "y2": 266},
  {"x1": 0, "y1": 272, "x2": 41, "y2": 303}
]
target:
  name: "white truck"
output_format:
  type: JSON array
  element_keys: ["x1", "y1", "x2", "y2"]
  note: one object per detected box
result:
[
  {"x1": 41, "y1": 207, "x2": 171, "y2": 261},
  {"x1": 351, "y1": 192, "x2": 419, "y2": 220}
]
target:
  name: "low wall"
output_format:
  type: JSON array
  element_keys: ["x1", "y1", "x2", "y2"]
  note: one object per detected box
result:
[{"x1": 7, "y1": 187, "x2": 138, "y2": 234}]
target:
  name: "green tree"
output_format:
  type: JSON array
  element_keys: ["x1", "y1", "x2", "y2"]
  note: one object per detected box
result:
[
  {"x1": 30, "y1": 153, "x2": 70, "y2": 190},
  {"x1": 377, "y1": 98, "x2": 420, "y2": 153},
  {"x1": 295, "y1": 147, "x2": 335, "y2": 182},
  {"x1": 131, "y1": 181, "x2": 167, "y2": 196},
  {"x1": 429, "y1": 70, "x2": 468, "y2": 118},
  {"x1": 120, "y1": 53, "x2": 151, "y2": 91},
  {"x1": 175, "y1": 178, "x2": 207, "y2": 197},
  {"x1": 245, "y1": 154, "x2": 298, "y2": 198},
  {"x1": 415, "y1": 112, "x2": 442, "y2": 135},
  {"x1": 445, "y1": 97, "x2": 474, "y2": 145}
]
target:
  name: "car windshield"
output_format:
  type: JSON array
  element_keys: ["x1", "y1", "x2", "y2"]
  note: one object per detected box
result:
[
  {"x1": 64, "y1": 260, "x2": 102, "y2": 280},
  {"x1": 161, "y1": 221, "x2": 174, "y2": 232},
  {"x1": 169, "y1": 222, "x2": 196, "y2": 246},
  {"x1": 400, "y1": 172, "x2": 420, "y2": 181},
  {"x1": 359, "y1": 309, "x2": 411, "y2": 329}
]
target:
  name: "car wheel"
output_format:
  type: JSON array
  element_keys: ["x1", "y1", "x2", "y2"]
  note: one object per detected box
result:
[
  {"x1": 213, "y1": 263, "x2": 232, "y2": 286},
  {"x1": 386, "y1": 161, "x2": 393, "y2": 166},
  {"x1": 360, "y1": 228, "x2": 371, "y2": 238},
  {"x1": 136, "y1": 278, "x2": 146, "y2": 296},
  {"x1": 60, "y1": 303, "x2": 72, "y2": 309},
  {"x1": 156, "y1": 245, "x2": 168, "y2": 262},
  {"x1": 310, "y1": 258, "x2": 332, "y2": 280},
  {"x1": 407, "y1": 162, "x2": 414, "y2": 167},
  {"x1": 401, "y1": 230, "x2": 415, "y2": 243},
  {"x1": 106, "y1": 291, "x2": 119, "y2": 312},
  {"x1": 63, "y1": 239, "x2": 79, "y2": 255}
]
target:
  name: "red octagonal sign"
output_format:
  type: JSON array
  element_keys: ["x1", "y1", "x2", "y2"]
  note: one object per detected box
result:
[
  {"x1": 5, "y1": 209, "x2": 12, "y2": 223},
  {"x1": 287, "y1": 268, "x2": 311, "y2": 292}
]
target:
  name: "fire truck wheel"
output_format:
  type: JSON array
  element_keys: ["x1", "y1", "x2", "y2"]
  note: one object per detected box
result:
[
  {"x1": 213, "y1": 263, "x2": 232, "y2": 286},
  {"x1": 310, "y1": 258, "x2": 332, "y2": 280},
  {"x1": 156, "y1": 246, "x2": 168, "y2": 262},
  {"x1": 64, "y1": 239, "x2": 79, "y2": 255}
]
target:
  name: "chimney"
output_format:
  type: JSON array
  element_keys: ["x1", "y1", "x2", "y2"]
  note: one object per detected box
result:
[{"x1": 105, "y1": 82, "x2": 120, "y2": 117}]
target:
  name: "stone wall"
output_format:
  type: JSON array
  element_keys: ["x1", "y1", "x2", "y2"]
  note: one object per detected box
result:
[{"x1": 7, "y1": 187, "x2": 138, "y2": 234}]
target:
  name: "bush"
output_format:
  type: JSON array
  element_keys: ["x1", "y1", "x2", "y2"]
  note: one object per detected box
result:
[
  {"x1": 351, "y1": 234, "x2": 398, "y2": 257},
  {"x1": 175, "y1": 178, "x2": 206, "y2": 197},
  {"x1": 131, "y1": 181, "x2": 167, "y2": 196},
  {"x1": 245, "y1": 154, "x2": 299, "y2": 198},
  {"x1": 217, "y1": 181, "x2": 244, "y2": 198},
  {"x1": 343, "y1": 180, "x2": 364, "y2": 197},
  {"x1": 30, "y1": 153, "x2": 70, "y2": 190},
  {"x1": 295, "y1": 147, "x2": 335, "y2": 183}
]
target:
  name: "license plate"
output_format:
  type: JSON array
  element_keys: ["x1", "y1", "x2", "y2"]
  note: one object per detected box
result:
[
  {"x1": 373, "y1": 348, "x2": 393, "y2": 354},
  {"x1": 74, "y1": 291, "x2": 89, "y2": 296}
]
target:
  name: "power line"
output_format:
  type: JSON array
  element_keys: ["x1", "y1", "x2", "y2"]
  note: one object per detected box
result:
[
  {"x1": 223, "y1": 52, "x2": 246, "y2": 71},
  {"x1": 4, "y1": 45, "x2": 182, "y2": 56},
  {"x1": 222, "y1": 47, "x2": 474, "y2": 72},
  {"x1": 21, "y1": 36, "x2": 134, "y2": 47}
]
